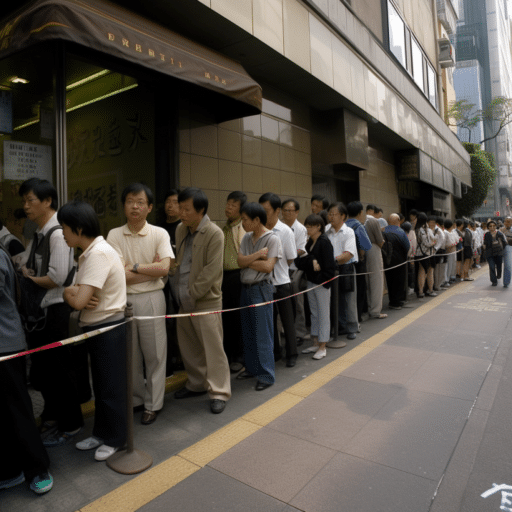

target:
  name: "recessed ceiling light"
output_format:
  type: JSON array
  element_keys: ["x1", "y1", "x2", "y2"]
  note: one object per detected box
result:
[{"x1": 9, "y1": 76, "x2": 29, "y2": 84}]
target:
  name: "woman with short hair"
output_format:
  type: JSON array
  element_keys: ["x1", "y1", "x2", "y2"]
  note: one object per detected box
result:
[
  {"x1": 295, "y1": 214, "x2": 336, "y2": 360},
  {"x1": 415, "y1": 213, "x2": 436, "y2": 297},
  {"x1": 58, "y1": 201, "x2": 127, "y2": 462}
]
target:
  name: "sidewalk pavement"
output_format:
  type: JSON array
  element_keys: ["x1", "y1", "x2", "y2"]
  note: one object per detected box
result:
[{"x1": 3, "y1": 267, "x2": 511, "y2": 512}]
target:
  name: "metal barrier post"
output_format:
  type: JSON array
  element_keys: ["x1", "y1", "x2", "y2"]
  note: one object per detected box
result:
[
  {"x1": 107, "y1": 303, "x2": 153, "y2": 474},
  {"x1": 327, "y1": 269, "x2": 347, "y2": 349}
]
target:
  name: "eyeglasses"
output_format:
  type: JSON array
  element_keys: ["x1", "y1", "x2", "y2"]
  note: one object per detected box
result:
[
  {"x1": 282, "y1": 209, "x2": 296, "y2": 213},
  {"x1": 126, "y1": 200, "x2": 147, "y2": 208}
]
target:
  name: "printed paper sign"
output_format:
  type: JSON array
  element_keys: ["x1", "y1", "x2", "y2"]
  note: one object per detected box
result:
[{"x1": 3, "y1": 140, "x2": 52, "y2": 181}]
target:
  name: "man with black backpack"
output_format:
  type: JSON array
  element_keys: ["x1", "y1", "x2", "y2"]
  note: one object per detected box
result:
[
  {"x1": 13, "y1": 178, "x2": 84, "y2": 447},
  {"x1": 383, "y1": 214, "x2": 410, "y2": 310}
]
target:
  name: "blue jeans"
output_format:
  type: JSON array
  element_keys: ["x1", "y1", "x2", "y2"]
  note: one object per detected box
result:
[
  {"x1": 487, "y1": 255, "x2": 503, "y2": 285},
  {"x1": 240, "y1": 281, "x2": 275, "y2": 384},
  {"x1": 504, "y1": 246, "x2": 512, "y2": 286}
]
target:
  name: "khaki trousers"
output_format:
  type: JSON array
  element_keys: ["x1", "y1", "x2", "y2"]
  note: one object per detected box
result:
[
  {"x1": 129, "y1": 290, "x2": 167, "y2": 412},
  {"x1": 177, "y1": 307, "x2": 231, "y2": 401},
  {"x1": 366, "y1": 244, "x2": 384, "y2": 317}
]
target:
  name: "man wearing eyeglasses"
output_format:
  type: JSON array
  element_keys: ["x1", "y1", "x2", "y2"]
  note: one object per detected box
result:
[{"x1": 107, "y1": 183, "x2": 174, "y2": 426}]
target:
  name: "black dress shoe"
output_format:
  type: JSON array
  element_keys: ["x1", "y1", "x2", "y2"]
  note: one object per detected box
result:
[
  {"x1": 286, "y1": 355, "x2": 298, "y2": 367},
  {"x1": 236, "y1": 370, "x2": 254, "y2": 380},
  {"x1": 347, "y1": 333, "x2": 356, "y2": 340},
  {"x1": 210, "y1": 399, "x2": 226, "y2": 414},
  {"x1": 255, "y1": 381, "x2": 273, "y2": 391},
  {"x1": 141, "y1": 410, "x2": 159, "y2": 425},
  {"x1": 174, "y1": 387, "x2": 207, "y2": 399}
]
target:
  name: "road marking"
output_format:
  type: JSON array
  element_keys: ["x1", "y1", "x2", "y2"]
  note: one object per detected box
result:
[{"x1": 77, "y1": 269, "x2": 486, "y2": 512}]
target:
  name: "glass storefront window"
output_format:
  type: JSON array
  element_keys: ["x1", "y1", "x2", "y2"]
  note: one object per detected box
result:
[
  {"x1": 65, "y1": 55, "x2": 156, "y2": 235},
  {"x1": 388, "y1": 1, "x2": 406, "y2": 67},
  {"x1": 0, "y1": 45, "x2": 57, "y2": 245}
]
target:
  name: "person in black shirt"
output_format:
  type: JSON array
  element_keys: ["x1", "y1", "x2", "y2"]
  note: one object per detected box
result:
[
  {"x1": 160, "y1": 190, "x2": 180, "y2": 251},
  {"x1": 295, "y1": 214, "x2": 336, "y2": 360},
  {"x1": 159, "y1": 189, "x2": 181, "y2": 376}
]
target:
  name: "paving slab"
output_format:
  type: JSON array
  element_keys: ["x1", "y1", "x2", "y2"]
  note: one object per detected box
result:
[
  {"x1": 343, "y1": 388, "x2": 473, "y2": 480},
  {"x1": 209, "y1": 428, "x2": 336, "y2": 503},
  {"x1": 290, "y1": 452, "x2": 437, "y2": 512},
  {"x1": 267, "y1": 376, "x2": 403, "y2": 451},
  {"x1": 340, "y1": 344, "x2": 433, "y2": 385},
  {"x1": 139, "y1": 466, "x2": 291, "y2": 512},
  {"x1": 404, "y1": 352, "x2": 489, "y2": 400}
]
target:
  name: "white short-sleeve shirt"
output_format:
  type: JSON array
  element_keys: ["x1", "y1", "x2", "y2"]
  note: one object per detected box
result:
[
  {"x1": 289, "y1": 219, "x2": 307, "y2": 271},
  {"x1": 77, "y1": 237, "x2": 127, "y2": 326},
  {"x1": 326, "y1": 223, "x2": 358, "y2": 264},
  {"x1": 271, "y1": 220, "x2": 297, "y2": 285},
  {"x1": 107, "y1": 222, "x2": 174, "y2": 294}
]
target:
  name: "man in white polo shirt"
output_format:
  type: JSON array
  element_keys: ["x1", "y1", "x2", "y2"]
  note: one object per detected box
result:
[
  {"x1": 326, "y1": 202, "x2": 358, "y2": 341},
  {"x1": 107, "y1": 183, "x2": 173, "y2": 426},
  {"x1": 281, "y1": 198, "x2": 308, "y2": 346},
  {"x1": 259, "y1": 193, "x2": 298, "y2": 367}
]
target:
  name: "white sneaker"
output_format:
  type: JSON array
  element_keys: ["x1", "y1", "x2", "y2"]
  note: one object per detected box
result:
[
  {"x1": 94, "y1": 444, "x2": 119, "y2": 461},
  {"x1": 312, "y1": 348, "x2": 327, "y2": 360},
  {"x1": 76, "y1": 436, "x2": 103, "y2": 451},
  {"x1": 302, "y1": 346, "x2": 318, "y2": 354}
]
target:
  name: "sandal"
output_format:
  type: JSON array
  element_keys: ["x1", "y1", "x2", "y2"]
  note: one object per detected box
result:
[{"x1": 94, "y1": 444, "x2": 119, "y2": 461}]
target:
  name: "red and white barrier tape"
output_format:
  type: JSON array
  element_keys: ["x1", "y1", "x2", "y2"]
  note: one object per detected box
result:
[{"x1": 0, "y1": 247, "x2": 466, "y2": 363}]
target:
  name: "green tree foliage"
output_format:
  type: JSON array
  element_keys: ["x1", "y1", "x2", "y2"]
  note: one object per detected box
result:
[
  {"x1": 454, "y1": 143, "x2": 497, "y2": 218},
  {"x1": 446, "y1": 96, "x2": 512, "y2": 144},
  {"x1": 445, "y1": 100, "x2": 481, "y2": 142}
]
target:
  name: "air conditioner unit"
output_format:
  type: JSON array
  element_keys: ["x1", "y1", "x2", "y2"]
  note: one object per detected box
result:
[{"x1": 438, "y1": 37, "x2": 455, "y2": 68}]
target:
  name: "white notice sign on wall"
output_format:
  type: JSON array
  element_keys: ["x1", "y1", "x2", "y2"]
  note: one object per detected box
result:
[{"x1": 3, "y1": 141, "x2": 52, "y2": 181}]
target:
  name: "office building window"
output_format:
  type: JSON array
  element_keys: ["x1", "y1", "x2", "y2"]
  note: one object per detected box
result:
[
  {"x1": 411, "y1": 37, "x2": 424, "y2": 91},
  {"x1": 427, "y1": 64, "x2": 437, "y2": 108},
  {"x1": 388, "y1": 1, "x2": 406, "y2": 67}
]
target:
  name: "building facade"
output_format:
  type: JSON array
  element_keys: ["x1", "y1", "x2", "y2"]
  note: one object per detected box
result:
[{"x1": 0, "y1": 0, "x2": 471, "y2": 242}]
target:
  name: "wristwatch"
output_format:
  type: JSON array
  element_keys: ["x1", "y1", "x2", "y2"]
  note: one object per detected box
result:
[{"x1": 132, "y1": 263, "x2": 140, "y2": 273}]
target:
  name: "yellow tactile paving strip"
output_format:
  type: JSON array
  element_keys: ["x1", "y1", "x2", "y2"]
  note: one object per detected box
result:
[{"x1": 77, "y1": 270, "x2": 484, "y2": 512}]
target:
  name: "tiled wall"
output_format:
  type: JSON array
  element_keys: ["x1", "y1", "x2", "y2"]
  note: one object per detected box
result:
[
  {"x1": 197, "y1": 0, "x2": 471, "y2": 185},
  {"x1": 178, "y1": 99, "x2": 312, "y2": 223}
]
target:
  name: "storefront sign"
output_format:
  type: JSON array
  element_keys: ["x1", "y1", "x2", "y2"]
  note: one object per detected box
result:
[
  {"x1": 3, "y1": 141, "x2": 52, "y2": 181},
  {"x1": 0, "y1": 90, "x2": 12, "y2": 133}
]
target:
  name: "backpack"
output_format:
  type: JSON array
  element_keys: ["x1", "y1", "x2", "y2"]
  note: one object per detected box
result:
[
  {"x1": 381, "y1": 235, "x2": 394, "y2": 267},
  {"x1": 19, "y1": 226, "x2": 75, "y2": 332}
]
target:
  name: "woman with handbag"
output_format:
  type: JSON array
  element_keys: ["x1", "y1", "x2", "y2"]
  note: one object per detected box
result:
[
  {"x1": 414, "y1": 213, "x2": 436, "y2": 298},
  {"x1": 295, "y1": 214, "x2": 336, "y2": 360},
  {"x1": 483, "y1": 220, "x2": 507, "y2": 286},
  {"x1": 58, "y1": 201, "x2": 128, "y2": 462}
]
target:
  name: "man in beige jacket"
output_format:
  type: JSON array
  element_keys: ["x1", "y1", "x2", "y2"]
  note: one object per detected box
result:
[{"x1": 173, "y1": 187, "x2": 231, "y2": 414}]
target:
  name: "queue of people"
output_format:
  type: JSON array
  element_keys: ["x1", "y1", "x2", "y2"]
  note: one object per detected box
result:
[{"x1": 0, "y1": 178, "x2": 502, "y2": 496}]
